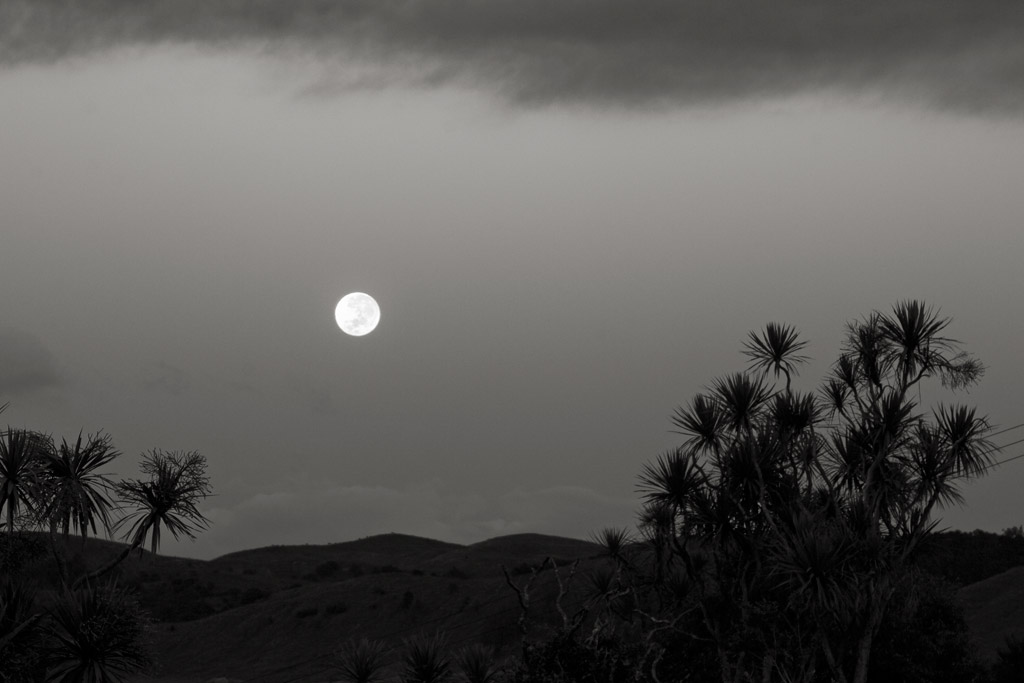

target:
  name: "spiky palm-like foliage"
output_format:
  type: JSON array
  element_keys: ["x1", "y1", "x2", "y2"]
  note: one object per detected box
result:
[
  {"x1": 636, "y1": 448, "x2": 705, "y2": 515},
  {"x1": 0, "y1": 577, "x2": 45, "y2": 682},
  {"x1": 933, "y1": 404, "x2": 994, "y2": 477},
  {"x1": 671, "y1": 394, "x2": 725, "y2": 453},
  {"x1": 1, "y1": 428, "x2": 48, "y2": 533},
  {"x1": 401, "y1": 632, "x2": 451, "y2": 683},
  {"x1": 454, "y1": 643, "x2": 499, "y2": 683},
  {"x1": 113, "y1": 450, "x2": 211, "y2": 556},
  {"x1": 711, "y1": 372, "x2": 772, "y2": 434},
  {"x1": 593, "y1": 526, "x2": 633, "y2": 557},
  {"x1": 71, "y1": 450, "x2": 211, "y2": 589},
  {"x1": 769, "y1": 510, "x2": 857, "y2": 619},
  {"x1": 878, "y1": 300, "x2": 954, "y2": 383},
  {"x1": 743, "y1": 322, "x2": 809, "y2": 391},
  {"x1": 44, "y1": 582, "x2": 152, "y2": 683},
  {"x1": 335, "y1": 638, "x2": 389, "y2": 683},
  {"x1": 619, "y1": 302, "x2": 997, "y2": 683},
  {"x1": 35, "y1": 432, "x2": 119, "y2": 541}
]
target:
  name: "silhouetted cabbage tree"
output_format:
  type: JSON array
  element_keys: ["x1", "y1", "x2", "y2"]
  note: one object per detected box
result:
[
  {"x1": 0, "y1": 403, "x2": 212, "y2": 681},
  {"x1": 78, "y1": 449, "x2": 211, "y2": 587},
  {"x1": 114, "y1": 449, "x2": 210, "y2": 555},
  {"x1": 35, "y1": 432, "x2": 119, "y2": 542},
  {"x1": 581, "y1": 301, "x2": 996, "y2": 683},
  {"x1": 0, "y1": 427, "x2": 49, "y2": 533}
]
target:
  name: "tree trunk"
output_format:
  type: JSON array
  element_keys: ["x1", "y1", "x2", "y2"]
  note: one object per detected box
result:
[
  {"x1": 47, "y1": 526, "x2": 69, "y2": 588},
  {"x1": 820, "y1": 635, "x2": 848, "y2": 683},
  {"x1": 760, "y1": 651, "x2": 775, "y2": 683},
  {"x1": 851, "y1": 602, "x2": 886, "y2": 683},
  {"x1": 852, "y1": 629, "x2": 874, "y2": 683},
  {"x1": 71, "y1": 535, "x2": 144, "y2": 589}
]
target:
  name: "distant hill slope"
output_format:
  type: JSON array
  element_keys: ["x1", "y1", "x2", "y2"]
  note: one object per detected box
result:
[
  {"x1": 214, "y1": 532, "x2": 464, "y2": 565},
  {"x1": 421, "y1": 533, "x2": 602, "y2": 577},
  {"x1": 16, "y1": 529, "x2": 1024, "y2": 681},
  {"x1": 918, "y1": 530, "x2": 1024, "y2": 586},
  {"x1": 134, "y1": 533, "x2": 602, "y2": 682},
  {"x1": 958, "y1": 565, "x2": 1024, "y2": 663}
]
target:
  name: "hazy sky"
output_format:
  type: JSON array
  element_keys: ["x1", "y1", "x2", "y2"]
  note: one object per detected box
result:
[{"x1": 2, "y1": 1, "x2": 1023, "y2": 559}]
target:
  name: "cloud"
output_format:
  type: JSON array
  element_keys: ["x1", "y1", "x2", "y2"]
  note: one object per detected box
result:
[
  {"x1": 161, "y1": 479, "x2": 637, "y2": 559},
  {"x1": 0, "y1": 328, "x2": 62, "y2": 397},
  {"x1": 1, "y1": 1, "x2": 1023, "y2": 112}
]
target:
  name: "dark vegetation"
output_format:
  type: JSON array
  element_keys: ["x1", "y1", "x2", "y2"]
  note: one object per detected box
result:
[
  {"x1": 919, "y1": 527, "x2": 1024, "y2": 586},
  {"x1": 5, "y1": 301, "x2": 1024, "y2": 683},
  {"x1": 499, "y1": 301, "x2": 1024, "y2": 683},
  {"x1": 1, "y1": 418, "x2": 212, "y2": 682}
]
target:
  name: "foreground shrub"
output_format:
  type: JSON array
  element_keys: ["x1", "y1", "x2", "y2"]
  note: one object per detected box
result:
[
  {"x1": 401, "y1": 631, "x2": 451, "y2": 683},
  {"x1": 335, "y1": 637, "x2": 389, "y2": 683},
  {"x1": 44, "y1": 582, "x2": 152, "y2": 683},
  {"x1": 0, "y1": 578, "x2": 46, "y2": 682},
  {"x1": 454, "y1": 643, "x2": 499, "y2": 683},
  {"x1": 505, "y1": 302, "x2": 997, "y2": 683}
]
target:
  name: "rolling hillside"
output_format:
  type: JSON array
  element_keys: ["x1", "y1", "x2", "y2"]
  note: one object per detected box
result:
[
  {"x1": 12, "y1": 530, "x2": 1024, "y2": 681},
  {"x1": 958, "y1": 565, "x2": 1024, "y2": 663},
  {"x1": 110, "y1": 533, "x2": 602, "y2": 682}
]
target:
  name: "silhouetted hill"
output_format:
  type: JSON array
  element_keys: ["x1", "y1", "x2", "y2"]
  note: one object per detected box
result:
[
  {"x1": 420, "y1": 533, "x2": 602, "y2": 578},
  {"x1": 128, "y1": 533, "x2": 602, "y2": 682},
  {"x1": 918, "y1": 529, "x2": 1024, "y2": 586},
  {"x1": 468, "y1": 533, "x2": 602, "y2": 557},
  {"x1": 14, "y1": 529, "x2": 1024, "y2": 681},
  {"x1": 215, "y1": 532, "x2": 463, "y2": 565},
  {"x1": 958, "y1": 565, "x2": 1024, "y2": 662}
]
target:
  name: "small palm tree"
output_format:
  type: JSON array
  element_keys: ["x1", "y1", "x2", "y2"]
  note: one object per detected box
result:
[
  {"x1": 75, "y1": 450, "x2": 211, "y2": 588},
  {"x1": 44, "y1": 582, "x2": 151, "y2": 683},
  {"x1": 36, "y1": 431, "x2": 119, "y2": 542},
  {"x1": 627, "y1": 300, "x2": 995, "y2": 683},
  {"x1": 401, "y1": 632, "x2": 451, "y2": 683},
  {"x1": 0, "y1": 427, "x2": 48, "y2": 533},
  {"x1": 335, "y1": 638, "x2": 389, "y2": 683},
  {"x1": 113, "y1": 449, "x2": 211, "y2": 556}
]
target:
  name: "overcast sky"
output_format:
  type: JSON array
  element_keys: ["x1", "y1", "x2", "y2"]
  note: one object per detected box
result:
[{"x1": 2, "y1": 1, "x2": 1023, "y2": 559}]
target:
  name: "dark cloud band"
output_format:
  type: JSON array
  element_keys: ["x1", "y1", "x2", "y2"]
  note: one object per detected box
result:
[{"x1": 2, "y1": 1, "x2": 1023, "y2": 111}]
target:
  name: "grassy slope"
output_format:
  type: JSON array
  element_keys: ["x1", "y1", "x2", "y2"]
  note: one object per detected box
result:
[
  {"x1": 27, "y1": 530, "x2": 1023, "y2": 680},
  {"x1": 108, "y1": 533, "x2": 602, "y2": 682},
  {"x1": 957, "y1": 565, "x2": 1024, "y2": 663}
]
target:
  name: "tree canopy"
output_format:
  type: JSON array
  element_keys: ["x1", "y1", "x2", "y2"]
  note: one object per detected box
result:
[
  {"x1": 0, "y1": 414, "x2": 212, "y2": 683},
  {"x1": 531, "y1": 301, "x2": 1000, "y2": 683}
]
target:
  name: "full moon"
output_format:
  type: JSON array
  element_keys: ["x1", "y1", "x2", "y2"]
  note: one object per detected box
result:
[{"x1": 335, "y1": 292, "x2": 380, "y2": 336}]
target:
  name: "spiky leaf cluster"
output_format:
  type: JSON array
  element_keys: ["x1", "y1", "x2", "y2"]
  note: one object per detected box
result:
[
  {"x1": 618, "y1": 301, "x2": 997, "y2": 683},
  {"x1": 114, "y1": 450, "x2": 211, "y2": 555}
]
